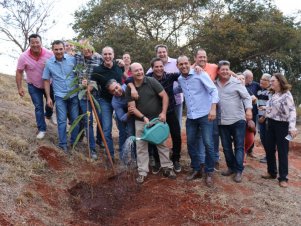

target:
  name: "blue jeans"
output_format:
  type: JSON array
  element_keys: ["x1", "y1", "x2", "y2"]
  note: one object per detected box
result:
[
  {"x1": 219, "y1": 120, "x2": 246, "y2": 173},
  {"x1": 199, "y1": 118, "x2": 220, "y2": 164},
  {"x1": 55, "y1": 95, "x2": 79, "y2": 149},
  {"x1": 28, "y1": 84, "x2": 53, "y2": 132},
  {"x1": 79, "y1": 99, "x2": 96, "y2": 150},
  {"x1": 115, "y1": 113, "x2": 127, "y2": 159},
  {"x1": 96, "y1": 98, "x2": 114, "y2": 157},
  {"x1": 186, "y1": 115, "x2": 214, "y2": 173}
]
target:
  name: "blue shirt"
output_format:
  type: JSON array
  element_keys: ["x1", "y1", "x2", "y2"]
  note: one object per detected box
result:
[
  {"x1": 43, "y1": 54, "x2": 77, "y2": 98},
  {"x1": 177, "y1": 69, "x2": 219, "y2": 119},
  {"x1": 111, "y1": 84, "x2": 129, "y2": 122}
]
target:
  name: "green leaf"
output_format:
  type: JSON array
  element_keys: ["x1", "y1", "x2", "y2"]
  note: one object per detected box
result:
[
  {"x1": 64, "y1": 87, "x2": 81, "y2": 100},
  {"x1": 72, "y1": 129, "x2": 85, "y2": 150},
  {"x1": 91, "y1": 94, "x2": 101, "y2": 113},
  {"x1": 69, "y1": 76, "x2": 79, "y2": 88},
  {"x1": 68, "y1": 113, "x2": 87, "y2": 137},
  {"x1": 78, "y1": 89, "x2": 87, "y2": 100},
  {"x1": 90, "y1": 81, "x2": 98, "y2": 90}
]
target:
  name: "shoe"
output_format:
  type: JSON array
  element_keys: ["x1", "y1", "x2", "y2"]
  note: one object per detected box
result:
[
  {"x1": 233, "y1": 172, "x2": 242, "y2": 183},
  {"x1": 221, "y1": 169, "x2": 234, "y2": 176},
  {"x1": 151, "y1": 163, "x2": 161, "y2": 175},
  {"x1": 57, "y1": 145, "x2": 68, "y2": 154},
  {"x1": 163, "y1": 168, "x2": 177, "y2": 179},
  {"x1": 173, "y1": 161, "x2": 182, "y2": 173},
  {"x1": 214, "y1": 162, "x2": 220, "y2": 171},
  {"x1": 247, "y1": 152, "x2": 256, "y2": 158},
  {"x1": 279, "y1": 181, "x2": 288, "y2": 188},
  {"x1": 90, "y1": 149, "x2": 98, "y2": 160},
  {"x1": 205, "y1": 173, "x2": 213, "y2": 187},
  {"x1": 260, "y1": 157, "x2": 267, "y2": 163},
  {"x1": 36, "y1": 131, "x2": 46, "y2": 139},
  {"x1": 186, "y1": 170, "x2": 202, "y2": 180},
  {"x1": 261, "y1": 173, "x2": 277, "y2": 179},
  {"x1": 136, "y1": 175, "x2": 146, "y2": 184},
  {"x1": 46, "y1": 116, "x2": 57, "y2": 125}
]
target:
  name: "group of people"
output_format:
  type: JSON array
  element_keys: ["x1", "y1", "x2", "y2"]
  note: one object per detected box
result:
[{"x1": 16, "y1": 34, "x2": 298, "y2": 188}]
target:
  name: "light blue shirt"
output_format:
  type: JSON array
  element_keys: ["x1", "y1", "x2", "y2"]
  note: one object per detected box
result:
[
  {"x1": 178, "y1": 69, "x2": 219, "y2": 119},
  {"x1": 43, "y1": 54, "x2": 77, "y2": 98},
  {"x1": 111, "y1": 84, "x2": 129, "y2": 122}
]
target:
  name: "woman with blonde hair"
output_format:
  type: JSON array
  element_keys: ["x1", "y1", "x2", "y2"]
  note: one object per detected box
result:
[{"x1": 262, "y1": 73, "x2": 297, "y2": 187}]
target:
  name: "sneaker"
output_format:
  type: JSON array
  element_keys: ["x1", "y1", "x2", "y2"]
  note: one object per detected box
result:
[
  {"x1": 46, "y1": 116, "x2": 57, "y2": 125},
  {"x1": 233, "y1": 172, "x2": 242, "y2": 183},
  {"x1": 152, "y1": 163, "x2": 161, "y2": 175},
  {"x1": 136, "y1": 175, "x2": 146, "y2": 184},
  {"x1": 279, "y1": 181, "x2": 288, "y2": 188},
  {"x1": 173, "y1": 161, "x2": 182, "y2": 173},
  {"x1": 36, "y1": 131, "x2": 46, "y2": 139},
  {"x1": 90, "y1": 149, "x2": 98, "y2": 160},
  {"x1": 163, "y1": 168, "x2": 177, "y2": 179},
  {"x1": 261, "y1": 173, "x2": 277, "y2": 179},
  {"x1": 260, "y1": 157, "x2": 267, "y2": 163},
  {"x1": 186, "y1": 170, "x2": 202, "y2": 180},
  {"x1": 221, "y1": 168, "x2": 234, "y2": 176}
]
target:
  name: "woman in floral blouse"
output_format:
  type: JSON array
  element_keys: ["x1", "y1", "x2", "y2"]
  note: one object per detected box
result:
[{"x1": 261, "y1": 73, "x2": 297, "y2": 188}]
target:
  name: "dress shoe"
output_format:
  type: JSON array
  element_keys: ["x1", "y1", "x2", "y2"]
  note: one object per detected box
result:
[
  {"x1": 205, "y1": 173, "x2": 213, "y2": 187},
  {"x1": 186, "y1": 170, "x2": 202, "y2": 180},
  {"x1": 233, "y1": 172, "x2": 242, "y2": 183},
  {"x1": 221, "y1": 168, "x2": 234, "y2": 176},
  {"x1": 261, "y1": 173, "x2": 277, "y2": 179},
  {"x1": 279, "y1": 181, "x2": 288, "y2": 188}
]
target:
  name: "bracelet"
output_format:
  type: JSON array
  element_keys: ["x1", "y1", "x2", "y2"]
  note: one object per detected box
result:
[{"x1": 140, "y1": 115, "x2": 145, "y2": 120}]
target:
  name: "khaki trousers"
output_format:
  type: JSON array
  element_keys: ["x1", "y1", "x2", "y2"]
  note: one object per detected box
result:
[{"x1": 135, "y1": 120, "x2": 173, "y2": 176}]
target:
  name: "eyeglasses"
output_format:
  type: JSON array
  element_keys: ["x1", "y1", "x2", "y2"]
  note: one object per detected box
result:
[{"x1": 260, "y1": 78, "x2": 269, "y2": 81}]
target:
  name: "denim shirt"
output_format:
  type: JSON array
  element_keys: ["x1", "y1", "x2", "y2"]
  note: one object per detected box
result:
[
  {"x1": 43, "y1": 54, "x2": 77, "y2": 98},
  {"x1": 177, "y1": 69, "x2": 219, "y2": 119},
  {"x1": 111, "y1": 84, "x2": 129, "y2": 122}
]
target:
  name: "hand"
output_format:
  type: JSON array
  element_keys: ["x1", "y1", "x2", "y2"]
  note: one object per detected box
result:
[
  {"x1": 143, "y1": 116, "x2": 149, "y2": 124},
  {"x1": 194, "y1": 65, "x2": 204, "y2": 74},
  {"x1": 47, "y1": 98, "x2": 53, "y2": 109},
  {"x1": 289, "y1": 130, "x2": 298, "y2": 138},
  {"x1": 258, "y1": 116, "x2": 265, "y2": 124},
  {"x1": 158, "y1": 112, "x2": 166, "y2": 122},
  {"x1": 18, "y1": 87, "x2": 25, "y2": 97},
  {"x1": 116, "y1": 59, "x2": 125, "y2": 67},
  {"x1": 128, "y1": 105, "x2": 136, "y2": 114},
  {"x1": 245, "y1": 109, "x2": 252, "y2": 121},
  {"x1": 251, "y1": 95, "x2": 257, "y2": 104},
  {"x1": 208, "y1": 109, "x2": 216, "y2": 121},
  {"x1": 131, "y1": 89, "x2": 139, "y2": 100}
]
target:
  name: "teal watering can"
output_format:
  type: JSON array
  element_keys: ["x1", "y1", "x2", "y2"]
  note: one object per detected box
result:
[{"x1": 130, "y1": 118, "x2": 170, "y2": 144}]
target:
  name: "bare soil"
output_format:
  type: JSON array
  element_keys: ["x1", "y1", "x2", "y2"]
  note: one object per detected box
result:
[{"x1": 0, "y1": 73, "x2": 301, "y2": 225}]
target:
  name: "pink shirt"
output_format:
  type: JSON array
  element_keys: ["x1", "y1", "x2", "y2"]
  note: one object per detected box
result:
[{"x1": 16, "y1": 47, "x2": 53, "y2": 89}]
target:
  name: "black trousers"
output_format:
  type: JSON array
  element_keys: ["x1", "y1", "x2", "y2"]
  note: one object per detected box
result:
[
  {"x1": 266, "y1": 118, "x2": 289, "y2": 182},
  {"x1": 150, "y1": 111, "x2": 182, "y2": 163}
]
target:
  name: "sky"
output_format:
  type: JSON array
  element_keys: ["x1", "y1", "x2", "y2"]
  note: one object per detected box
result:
[{"x1": 0, "y1": 0, "x2": 300, "y2": 75}]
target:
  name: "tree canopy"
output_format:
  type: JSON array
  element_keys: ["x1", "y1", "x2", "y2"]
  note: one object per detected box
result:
[{"x1": 73, "y1": 0, "x2": 301, "y2": 102}]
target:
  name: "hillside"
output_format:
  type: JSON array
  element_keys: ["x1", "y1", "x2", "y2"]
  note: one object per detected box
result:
[{"x1": 0, "y1": 73, "x2": 301, "y2": 225}]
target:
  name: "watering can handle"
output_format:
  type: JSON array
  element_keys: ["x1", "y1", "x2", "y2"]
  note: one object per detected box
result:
[{"x1": 145, "y1": 117, "x2": 161, "y2": 129}]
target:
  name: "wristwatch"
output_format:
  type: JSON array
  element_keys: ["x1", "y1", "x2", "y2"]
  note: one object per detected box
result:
[{"x1": 140, "y1": 115, "x2": 145, "y2": 120}]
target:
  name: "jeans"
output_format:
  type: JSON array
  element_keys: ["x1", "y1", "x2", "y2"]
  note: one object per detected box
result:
[
  {"x1": 199, "y1": 118, "x2": 219, "y2": 164},
  {"x1": 55, "y1": 95, "x2": 79, "y2": 149},
  {"x1": 96, "y1": 98, "x2": 114, "y2": 157},
  {"x1": 186, "y1": 115, "x2": 214, "y2": 173},
  {"x1": 28, "y1": 84, "x2": 54, "y2": 132},
  {"x1": 174, "y1": 102, "x2": 183, "y2": 129},
  {"x1": 219, "y1": 120, "x2": 246, "y2": 173},
  {"x1": 266, "y1": 119, "x2": 289, "y2": 182},
  {"x1": 79, "y1": 99, "x2": 96, "y2": 150},
  {"x1": 115, "y1": 113, "x2": 127, "y2": 159}
]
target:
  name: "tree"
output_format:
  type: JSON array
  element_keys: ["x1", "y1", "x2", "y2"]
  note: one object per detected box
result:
[
  {"x1": 0, "y1": 0, "x2": 55, "y2": 53},
  {"x1": 72, "y1": 0, "x2": 209, "y2": 67}
]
